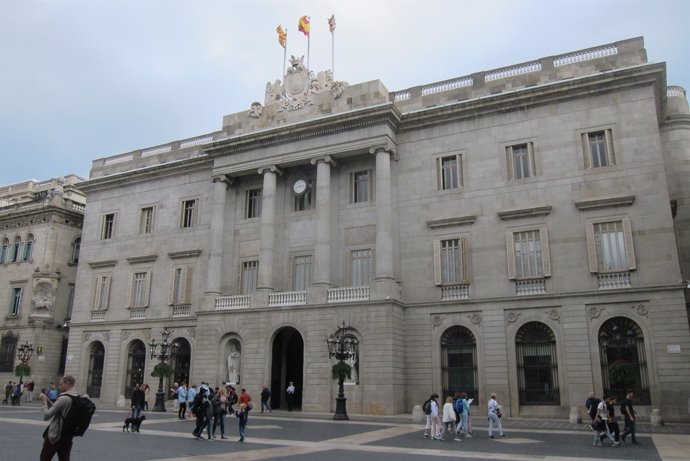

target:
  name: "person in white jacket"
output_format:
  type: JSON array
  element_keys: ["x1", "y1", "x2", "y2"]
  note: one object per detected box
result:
[
  {"x1": 430, "y1": 395, "x2": 443, "y2": 440},
  {"x1": 441, "y1": 396, "x2": 457, "y2": 441},
  {"x1": 487, "y1": 393, "x2": 505, "y2": 438}
]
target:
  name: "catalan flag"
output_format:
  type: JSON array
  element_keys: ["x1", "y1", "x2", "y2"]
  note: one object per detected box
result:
[
  {"x1": 276, "y1": 25, "x2": 287, "y2": 48},
  {"x1": 298, "y1": 15, "x2": 310, "y2": 36},
  {"x1": 328, "y1": 14, "x2": 336, "y2": 33}
]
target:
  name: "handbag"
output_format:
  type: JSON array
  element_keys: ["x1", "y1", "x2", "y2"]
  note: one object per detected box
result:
[{"x1": 496, "y1": 408, "x2": 502, "y2": 418}]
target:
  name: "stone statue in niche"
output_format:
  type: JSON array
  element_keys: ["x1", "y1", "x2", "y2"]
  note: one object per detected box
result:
[
  {"x1": 31, "y1": 281, "x2": 55, "y2": 316},
  {"x1": 227, "y1": 342, "x2": 241, "y2": 384}
]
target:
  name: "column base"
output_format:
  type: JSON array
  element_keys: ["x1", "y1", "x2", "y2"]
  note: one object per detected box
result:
[{"x1": 372, "y1": 278, "x2": 401, "y2": 302}]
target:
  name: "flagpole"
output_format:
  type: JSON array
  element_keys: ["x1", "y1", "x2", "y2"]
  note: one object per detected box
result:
[
  {"x1": 331, "y1": 29, "x2": 335, "y2": 80},
  {"x1": 307, "y1": 35, "x2": 310, "y2": 70},
  {"x1": 283, "y1": 29, "x2": 287, "y2": 77}
]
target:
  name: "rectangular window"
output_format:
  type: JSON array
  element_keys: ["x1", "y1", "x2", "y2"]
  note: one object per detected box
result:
[
  {"x1": 140, "y1": 206, "x2": 156, "y2": 234},
  {"x1": 293, "y1": 255, "x2": 313, "y2": 291},
  {"x1": 433, "y1": 238, "x2": 470, "y2": 285},
  {"x1": 101, "y1": 213, "x2": 115, "y2": 240},
  {"x1": 350, "y1": 249, "x2": 372, "y2": 286},
  {"x1": 181, "y1": 199, "x2": 198, "y2": 228},
  {"x1": 437, "y1": 155, "x2": 462, "y2": 190},
  {"x1": 582, "y1": 129, "x2": 615, "y2": 168},
  {"x1": 246, "y1": 189, "x2": 262, "y2": 218},
  {"x1": 66, "y1": 284, "x2": 75, "y2": 320},
  {"x1": 241, "y1": 260, "x2": 259, "y2": 294},
  {"x1": 351, "y1": 170, "x2": 371, "y2": 203},
  {"x1": 506, "y1": 228, "x2": 551, "y2": 279},
  {"x1": 506, "y1": 143, "x2": 536, "y2": 180},
  {"x1": 171, "y1": 266, "x2": 195, "y2": 304},
  {"x1": 9, "y1": 287, "x2": 22, "y2": 316},
  {"x1": 588, "y1": 220, "x2": 636, "y2": 273},
  {"x1": 93, "y1": 275, "x2": 111, "y2": 310},
  {"x1": 130, "y1": 271, "x2": 150, "y2": 308}
]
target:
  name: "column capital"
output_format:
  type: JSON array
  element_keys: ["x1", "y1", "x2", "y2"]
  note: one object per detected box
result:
[
  {"x1": 369, "y1": 144, "x2": 398, "y2": 160},
  {"x1": 257, "y1": 165, "x2": 283, "y2": 176},
  {"x1": 212, "y1": 175, "x2": 233, "y2": 188},
  {"x1": 310, "y1": 155, "x2": 337, "y2": 167}
]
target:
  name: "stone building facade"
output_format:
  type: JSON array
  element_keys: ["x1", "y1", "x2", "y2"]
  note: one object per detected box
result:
[
  {"x1": 66, "y1": 37, "x2": 690, "y2": 421},
  {"x1": 0, "y1": 176, "x2": 85, "y2": 388}
]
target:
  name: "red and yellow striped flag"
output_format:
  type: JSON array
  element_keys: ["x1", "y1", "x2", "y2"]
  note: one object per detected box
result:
[
  {"x1": 298, "y1": 15, "x2": 310, "y2": 36},
  {"x1": 276, "y1": 25, "x2": 287, "y2": 48},
  {"x1": 328, "y1": 14, "x2": 336, "y2": 33}
]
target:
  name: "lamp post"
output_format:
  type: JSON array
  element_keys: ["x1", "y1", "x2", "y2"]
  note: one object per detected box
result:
[
  {"x1": 326, "y1": 321, "x2": 359, "y2": 420},
  {"x1": 17, "y1": 341, "x2": 34, "y2": 385},
  {"x1": 148, "y1": 328, "x2": 178, "y2": 412}
]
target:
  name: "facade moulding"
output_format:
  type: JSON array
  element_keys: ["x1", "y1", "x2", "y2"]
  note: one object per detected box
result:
[
  {"x1": 168, "y1": 249, "x2": 202, "y2": 259},
  {"x1": 397, "y1": 64, "x2": 666, "y2": 132},
  {"x1": 257, "y1": 165, "x2": 283, "y2": 176},
  {"x1": 498, "y1": 205, "x2": 552, "y2": 220},
  {"x1": 310, "y1": 155, "x2": 336, "y2": 167},
  {"x1": 87, "y1": 260, "x2": 118, "y2": 269},
  {"x1": 126, "y1": 255, "x2": 158, "y2": 264},
  {"x1": 203, "y1": 104, "x2": 402, "y2": 158},
  {"x1": 426, "y1": 215, "x2": 477, "y2": 229},
  {"x1": 574, "y1": 195, "x2": 636, "y2": 210}
]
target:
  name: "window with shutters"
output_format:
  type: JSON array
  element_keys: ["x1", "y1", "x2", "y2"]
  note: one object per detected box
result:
[
  {"x1": 582, "y1": 129, "x2": 615, "y2": 168},
  {"x1": 171, "y1": 265, "x2": 195, "y2": 305},
  {"x1": 436, "y1": 154, "x2": 463, "y2": 190},
  {"x1": 92, "y1": 275, "x2": 111, "y2": 310},
  {"x1": 180, "y1": 199, "x2": 198, "y2": 228},
  {"x1": 506, "y1": 142, "x2": 536, "y2": 180},
  {"x1": 292, "y1": 255, "x2": 313, "y2": 291},
  {"x1": 350, "y1": 249, "x2": 372, "y2": 286},
  {"x1": 586, "y1": 219, "x2": 636, "y2": 273},
  {"x1": 140, "y1": 206, "x2": 156, "y2": 234},
  {"x1": 240, "y1": 260, "x2": 259, "y2": 294},
  {"x1": 506, "y1": 228, "x2": 551, "y2": 279},
  {"x1": 11, "y1": 236, "x2": 22, "y2": 262},
  {"x1": 129, "y1": 271, "x2": 151, "y2": 308},
  {"x1": 433, "y1": 238, "x2": 470, "y2": 285},
  {"x1": 0, "y1": 238, "x2": 8, "y2": 263},
  {"x1": 101, "y1": 213, "x2": 116, "y2": 239}
]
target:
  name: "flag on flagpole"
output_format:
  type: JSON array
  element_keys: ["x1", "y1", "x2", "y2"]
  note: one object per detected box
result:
[
  {"x1": 328, "y1": 14, "x2": 336, "y2": 33},
  {"x1": 276, "y1": 25, "x2": 287, "y2": 48},
  {"x1": 298, "y1": 15, "x2": 310, "y2": 36}
]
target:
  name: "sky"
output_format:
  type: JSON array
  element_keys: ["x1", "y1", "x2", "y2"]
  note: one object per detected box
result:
[{"x1": 1, "y1": 0, "x2": 689, "y2": 185}]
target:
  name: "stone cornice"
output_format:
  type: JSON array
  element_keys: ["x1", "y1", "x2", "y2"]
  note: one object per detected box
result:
[
  {"x1": 168, "y1": 249, "x2": 202, "y2": 259},
  {"x1": 204, "y1": 103, "x2": 402, "y2": 159},
  {"x1": 574, "y1": 195, "x2": 636, "y2": 211},
  {"x1": 88, "y1": 260, "x2": 118, "y2": 269},
  {"x1": 426, "y1": 215, "x2": 477, "y2": 228},
  {"x1": 497, "y1": 206, "x2": 552, "y2": 221},
  {"x1": 398, "y1": 63, "x2": 666, "y2": 132},
  {"x1": 126, "y1": 255, "x2": 158, "y2": 264}
]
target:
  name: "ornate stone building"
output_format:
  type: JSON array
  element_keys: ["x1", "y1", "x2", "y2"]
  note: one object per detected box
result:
[
  {"x1": 66, "y1": 37, "x2": 690, "y2": 420},
  {"x1": 0, "y1": 176, "x2": 85, "y2": 387}
]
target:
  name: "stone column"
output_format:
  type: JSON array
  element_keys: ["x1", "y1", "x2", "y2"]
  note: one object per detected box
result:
[
  {"x1": 43, "y1": 224, "x2": 58, "y2": 272},
  {"x1": 206, "y1": 175, "x2": 231, "y2": 295},
  {"x1": 311, "y1": 156, "x2": 336, "y2": 288},
  {"x1": 371, "y1": 146, "x2": 399, "y2": 300},
  {"x1": 257, "y1": 166, "x2": 282, "y2": 292}
]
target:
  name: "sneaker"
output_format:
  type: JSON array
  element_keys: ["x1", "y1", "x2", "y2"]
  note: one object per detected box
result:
[
  {"x1": 434, "y1": 436, "x2": 444, "y2": 441},
  {"x1": 221, "y1": 436, "x2": 227, "y2": 439},
  {"x1": 612, "y1": 441, "x2": 621, "y2": 447},
  {"x1": 466, "y1": 433, "x2": 472, "y2": 438},
  {"x1": 454, "y1": 438, "x2": 462, "y2": 442},
  {"x1": 489, "y1": 435, "x2": 494, "y2": 439},
  {"x1": 632, "y1": 441, "x2": 641, "y2": 445},
  {"x1": 500, "y1": 434, "x2": 505, "y2": 438},
  {"x1": 593, "y1": 441, "x2": 602, "y2": 447},
  {"x1": 239, "y1": 437, "x2": 244, "y2": 442},
  {"x1": 423, "y1": 433, "x2": 429, "y2": 438}
]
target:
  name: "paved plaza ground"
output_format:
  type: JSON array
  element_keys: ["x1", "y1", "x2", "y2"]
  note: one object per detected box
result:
[{"x1": 1, "y1": 402, "x2": 689, "y2": 461}]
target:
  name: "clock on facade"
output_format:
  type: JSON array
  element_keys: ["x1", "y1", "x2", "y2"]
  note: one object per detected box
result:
[{"x1": 292, "y1": 178, "x2": 308, "y2": 196}]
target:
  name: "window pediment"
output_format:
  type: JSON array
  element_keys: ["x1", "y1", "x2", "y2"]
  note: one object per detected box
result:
[
  {"x1": 426, "y1": 215, "x2": 477, "y2": 229},
  {"x1": 497, "y1": 206, "x2": 551, "y2": 221},
  {"x1": 574, "y1": 195, "x2": 635, "y2": 211},
  {"x1": 126, "y1": 255, "x2": 158, "y2": 264},
  {"x1": 88, "y1": 260, "x2": 117, "y2": 269}
]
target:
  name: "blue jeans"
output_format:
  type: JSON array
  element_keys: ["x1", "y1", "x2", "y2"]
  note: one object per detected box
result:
[
  {"x1": 131, "y1": 405, "x2": 143, "y2": 419},
  {"x1": 622, "y1": 419, "x2": 636, "y2": 442},
  {"x1": 213, "y1": 413, "x2": 225, "y2": 436},
  {"x1": 488, "y1": 413, "x2": 503, "y2": 436}
]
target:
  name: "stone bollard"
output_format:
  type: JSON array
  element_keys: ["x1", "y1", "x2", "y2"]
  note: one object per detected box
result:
[
  {"x1": 412, "y1": 404, "x2": 423, "y2": 423},
  {"x1": 651, "y1": 409, "x2": 664, "y2": 426},
  {"x1": 569, "y1": 406, "x2": 582, "y2": 424}
]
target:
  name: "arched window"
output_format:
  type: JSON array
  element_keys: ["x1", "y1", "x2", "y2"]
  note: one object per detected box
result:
[
  {"x1": 124, "y1": 340, "x2": 146, "y2": 399},
  {"x1": 599, "y1": 317, "x2": 650, "y2": 404},
  {"x1": 170, "y1": 338, "x2": 191, "y2": 389},
  {"x1": 0, "y1": 238, "x2": 9, "y2": 263},
  {"x1": 0, "y1": 332, "x2": 18, "y2": 372},
  {"x1": 441, "y1": 326, "x2": 478, "y2": 401},
  {"x1": 23, "y1": 233, "x2": 34, "y2": 261},
  {"x1": 516, "y1": 322, "x2": 560, "y2": 405},
  {"x1": 11, "y1": 236, "x2": 22, "y2": 262},
  {"x1": 87, "y1": 342, "x2": 105, "y2": 398},
  {"x1": 71, "y1": 237, "x2": 81, "y2": 264}
]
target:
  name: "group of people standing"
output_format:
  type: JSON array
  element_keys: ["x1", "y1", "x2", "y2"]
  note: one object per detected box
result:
[
  {"x1": 423, "y1": 391, "x2": 503, "y2": 441},
  {"x1": 586, "y1": 390, "x2": 639, "y2": 447},
  {"x1": 2, "y1": 380, "x2": 34, "y2": 405}
]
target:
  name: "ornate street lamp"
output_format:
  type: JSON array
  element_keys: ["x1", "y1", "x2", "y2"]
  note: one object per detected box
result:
[
  {"x1": 326, "y1": 321, "x2": 359, "y2": 420},
  {"x1": 16, "y1": 341, "x2": 34, "y2": 385},
  {"x1": 148, "y1": 328, "x2": 178, "y2": 412}
]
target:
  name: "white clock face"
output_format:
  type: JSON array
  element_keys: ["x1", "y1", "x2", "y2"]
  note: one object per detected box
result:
[{"x1": 293, "y1": 179, "x2": 307, "y2": 195}]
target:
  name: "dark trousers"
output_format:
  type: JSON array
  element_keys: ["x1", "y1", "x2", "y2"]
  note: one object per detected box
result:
[
  {"x1": 622, "y1": 418, "x2": 637, "y2": 442},
  {"x1": 40, "y1": 436, "x2": 73, "y2": 461},
  {"x1": 606, "y1": 421, "x2": 620, "y2": 441},
  {"x1": 287, "y1": 393, "x2": 294, "y2": 411},
  {"x1": 193, "y1": 413, "x2": 205, "y2": 436},
  {"x1": 178, "y1": 401, "x2": 187, "y2": 419}
]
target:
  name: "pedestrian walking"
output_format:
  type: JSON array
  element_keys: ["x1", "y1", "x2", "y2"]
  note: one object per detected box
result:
[
  {"x1": 593, "y1": 395, "x2": 619, "y2": 447},
  {"x1": 177, "y1": 382, "x2": 187, "y2": 420},
  {"x1": 260, "y1": 384, "x2": 271, "y2": 412},
  {"x1": 130, "y1": 383, "x2": 145, "y2": 419},
  {"x1": 235, "y1": 402, "x2": 249, "y2": 442},
  {"x1": 39, "y1": 375, "x2": 79, "y2": 461},
  {"x1": 621, "y1": 390, "x2": 640, "y2": 445},
  {"x1": 441, "y1": 396, "x2": 456, "y2": 440},
  {"x1": 286, "y1": 382, "x2": 295, "y2": 411},
  {"x1": 170, "y1": 382, "x2": 179, "y2": 413},
  {"x1": 487, "y1": 393, "x2": 505, "y2": 438},
  {"x1": 212, "y1": 387, "x2": 227, "y2": 439}
]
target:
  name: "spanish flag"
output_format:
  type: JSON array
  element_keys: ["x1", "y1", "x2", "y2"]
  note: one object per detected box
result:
[
  {"x1": 328, "y1": 14, "x2": 336, "y2": 33},
  {"x1": 276, "y1": 25, "x2": 287, "y2": 48},
  {"x1": 298, "y1": 15, "x2": 310, "y2": 36}
]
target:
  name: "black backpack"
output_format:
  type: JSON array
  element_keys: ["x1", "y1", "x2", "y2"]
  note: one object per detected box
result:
[
  {"x1": 60, "y1": 395, "x2": 96, "y2": 438},
  {"x1": 422, "y1": 399, "x2": 432, "y2": 415}
]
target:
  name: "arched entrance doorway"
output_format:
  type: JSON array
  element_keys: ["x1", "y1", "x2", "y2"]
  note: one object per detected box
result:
[
  {"x1": 86, "y1": 342, "x2": 105, "y2": 398},
  {"x1": 270, "y1": 327, "x2": 304, "y2": 410},
  {"x1": 124, "y1": 340, "x2": 146, "y2": 399},
  {"x1": 441, "y1": 325, "x2": 478, "y2": 402},
  {"x1": 171, "y1": 338, "x2": 191, "y2": 386}
]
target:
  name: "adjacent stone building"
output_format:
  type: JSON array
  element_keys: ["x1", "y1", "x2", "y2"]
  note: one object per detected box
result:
[
  {"x1": 0, "y1": 176, "x2": 85, "y2": 388},
  {"x1": 65, "y1": 37, "x2": 690, "y2": 421}
]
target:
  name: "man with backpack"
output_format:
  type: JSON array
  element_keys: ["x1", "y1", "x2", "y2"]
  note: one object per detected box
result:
[{"x1": 39, "y1": 375, "x2": 95, "y2": 461}]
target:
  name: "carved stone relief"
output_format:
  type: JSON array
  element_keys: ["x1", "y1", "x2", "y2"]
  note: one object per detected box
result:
[
  {"x1": 431, "y1": 315, "x2": 444, "y2": 328},
  {"x1": 506, "y1": 311, "x2": 521, "y2": 323},
  {"x1": 587, "y1": 306, "x2": 604, "y2": 319},
  {"x1": 632, "y1": 303, "x2": 649, "y2": 317},
  {"x1": 547, "y1": 308, "x2": 561, "y2": 322},
  {"x1": 468, "y1": 313, "x2": 482, "y2": 325}
]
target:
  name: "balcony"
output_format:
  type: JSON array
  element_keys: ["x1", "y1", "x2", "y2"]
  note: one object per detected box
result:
[
  {"x1": 597, "y1": 272, "x2": 631, "y2": 289},
  {"x1": 90, "y1": 310, "x2": 106, "y2": 321},
  {"x1": 171, "y1": 304, "x2": 191, "y2": 317},
  {"x1": 215, "y1": 295, "x2": 251, "y2": 310},
  {"x1": 327, "y1": 286, "x2": 370, "y2": 303},
  {"x1": 268, "y1": 291, "x2": 307, "y2": 307},
  {"x1": 129, "y1": 308, "x2": 147, "y2": 319},
  {"x1": 441, "y1": 284, "x2": 470, "y2": 300},
  {"x1": 515, "y1": 279, "x2": 546, "y2": 295}
]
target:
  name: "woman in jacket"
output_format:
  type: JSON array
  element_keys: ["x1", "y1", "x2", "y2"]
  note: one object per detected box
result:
[
  {"x1": 487, "y1": 393, "x2": 505, "y2": 438},
  {"x1": 441, "y1": 396, "x2": 457, "y2": 441}
]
